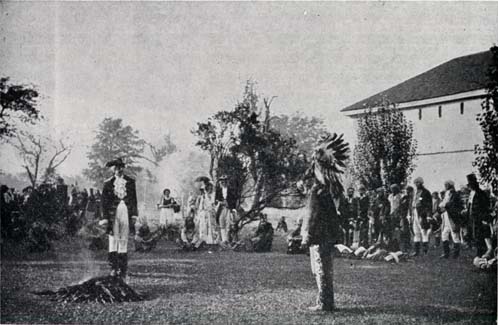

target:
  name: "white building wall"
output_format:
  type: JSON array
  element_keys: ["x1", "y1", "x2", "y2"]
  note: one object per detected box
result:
[{"x1": 401, "y1": 97, "x2": 483, "y2": 192}]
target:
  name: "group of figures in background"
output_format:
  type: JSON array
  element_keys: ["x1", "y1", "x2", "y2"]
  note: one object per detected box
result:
[
  {"x1": 285, "y1": 173, "x2": 498, "y2": 271},
  {"x1": 136, "y1": 175, "x2": 274, "y2": 254},
  {"x1": 1, "y1": 177, "x2": 103, "y2": 252}
]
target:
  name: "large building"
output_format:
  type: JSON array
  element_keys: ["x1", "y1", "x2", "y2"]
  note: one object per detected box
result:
[{"x1": 341, "y1": 50, "x2": 492, "y2": 191}]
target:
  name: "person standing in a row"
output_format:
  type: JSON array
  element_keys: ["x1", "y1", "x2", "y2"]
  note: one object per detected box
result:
[
  {"x1": 439, "y1": 180, "x2": 464, "y2": 258},
  {"x1": 465, "y1": 173, "x2": 492, "y2": 257},
  {"x1": 411, "y1": 177, "x2": 432, "y2": 256}
]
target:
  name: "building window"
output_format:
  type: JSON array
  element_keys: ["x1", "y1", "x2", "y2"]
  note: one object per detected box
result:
[
  {"x1": 418, "y1": 108, "x2": 422, "y2": 120},
  {"x1": 438, "y1": 105, "x2": 442, "y2": 118},
  {"x1": 460, "y1": 102, "x2": 464, "y2": 115}
]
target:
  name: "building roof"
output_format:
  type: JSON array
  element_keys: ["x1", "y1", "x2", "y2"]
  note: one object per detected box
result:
[{"x1": 341, "y1": 50, "x2": 492, "y2": 112}]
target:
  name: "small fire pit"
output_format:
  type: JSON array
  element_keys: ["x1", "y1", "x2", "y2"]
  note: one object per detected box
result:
[{"x1": 33, "y1": 275, "x2": 144, "y2": 303}]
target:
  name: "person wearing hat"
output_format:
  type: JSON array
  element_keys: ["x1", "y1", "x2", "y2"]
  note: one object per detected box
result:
[
  {"x1": 465, "y1": 173, "x2": 492, "y2": 257},
  {"x1": 439, "y1": 180, "x2": 464, "y2": 258},
  {"x1": 411, "y1": 177, "x2": 432, "y2": 256},
  {"x1": 215, "y1": 175, "x2": 237, "y2": 246},
  {"x1": 99, "y1": 158, "x2": 138, "y2": 280},
  {"x1": 357, "y1": 185, "x2": 370, "y2": 247}
]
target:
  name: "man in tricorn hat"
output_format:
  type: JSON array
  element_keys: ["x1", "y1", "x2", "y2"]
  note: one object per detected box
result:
[
  {"x1": 465, "y1": 173, "x2": 492, "y2": 257},
  {"x1": 215, "y1": 175, "x2": 237, "y2": 246},
  {"x1": 99, "y1": 158, "x2": 138, "y2": 280}
]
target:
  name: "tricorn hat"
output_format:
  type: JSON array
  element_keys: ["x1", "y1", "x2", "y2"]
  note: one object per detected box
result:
[
  {"x1": 106, "y1": 158, "x2": 125, "y2": 168},
  {"x1": 466, "y1": 173, "x2": 478, "y2": 184}
]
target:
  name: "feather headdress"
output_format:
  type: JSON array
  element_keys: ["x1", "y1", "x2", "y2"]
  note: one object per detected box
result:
[{"x1": 310, "y1": 133, "x2": 350, "y2": 197}]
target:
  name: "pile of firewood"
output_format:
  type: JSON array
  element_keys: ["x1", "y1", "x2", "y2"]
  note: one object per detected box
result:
[{"x1": 32, "y1": 275, "x2": 144, "y2": 303}]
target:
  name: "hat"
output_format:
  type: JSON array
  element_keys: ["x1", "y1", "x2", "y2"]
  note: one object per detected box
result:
[
  {"x1": 218, "y1": 175, "x2": 228, "y2": 181},
  {"x1": 414, "y1": 177, "x2": 424, "y2": 184},
  {"x1": 106, "y1": 158, "x2": 125, "y2": 168},
  {"x1": 466, "y1": 173, "x2": 478, "y2": 184}
]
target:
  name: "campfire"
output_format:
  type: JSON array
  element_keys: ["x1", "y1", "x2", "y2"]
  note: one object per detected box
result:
[{"x1": 33, "y1": 275, "x2": 144, "y2": 303}]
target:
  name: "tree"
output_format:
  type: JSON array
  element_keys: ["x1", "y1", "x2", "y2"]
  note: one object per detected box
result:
[
  {"x1": 271, "y1": 111, "x2": 330, "y2": 159},
  {"x1": 352, "y1": 101, "x2": 417, "y2": 190},
  {"x1": 84, "y1": 118, "x2": 146, "y2": 187},
  {"x1": 0, "y1": 77, "x2": 41, "y2": 140},
  {"x1": 193, "y1": 81, "x2": 307, "y2": 231},
  {"x1": 10, "y1": 130, "x2": 72, "y2": 187},
  {"x1": 474, "y1": 45, "x2": 498, "y2": 192}
]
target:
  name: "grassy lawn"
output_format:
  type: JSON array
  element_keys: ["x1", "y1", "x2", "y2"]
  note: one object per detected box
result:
[{"x1": 1, "y1": 234, "x2": 496, "y2": 325}]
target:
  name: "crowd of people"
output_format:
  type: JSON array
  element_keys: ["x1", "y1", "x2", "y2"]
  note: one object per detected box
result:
[
  {"x1": 284, "y1": 173, "x2": 497, "y2": 265},
  {"x1": 1, "y1": 177, "x2": 104, "y2": 251},
  {"x1": 2, "y1": 171, "x2": 496, "y2": 265}
]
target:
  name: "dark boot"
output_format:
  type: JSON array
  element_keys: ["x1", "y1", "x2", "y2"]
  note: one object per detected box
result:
[
  {"x1": 440, "y1": 241, "x2": 450, "y2": 258},
  {"x1": 435, "y1": 236, "x2": 441, "y2": 248},
  {"x1": 422, "y1": 242, "x2": 429, "y2": 255},
  {"x1": 118, "y1": 253, "x2": 128, "y2": 279},
  {"x1": 453, "y1": 243, "x2": 460, "y2": 259},
  {"x1": 108, "y1": 252, "x2": 118, "y2": 277},
  {"x1": 411, "y1": 242, "x2": 420, "y2": 257}
]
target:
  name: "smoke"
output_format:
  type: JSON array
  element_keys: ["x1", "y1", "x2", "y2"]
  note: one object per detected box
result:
[{"x1": 152, "y1": 150, "x2": 210, "y2": 200}]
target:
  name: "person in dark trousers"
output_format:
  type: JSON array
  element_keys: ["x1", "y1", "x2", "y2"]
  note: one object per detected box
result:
[
  {"x1": 343, "y1": 187, "x2": 359, "y2": 247},
  {"x1": 99, "y1": 158, "x2": 138, "y2": 281},
  {"x1": 357, "y1": 185, "x2": 370, "y2": 247},
  {"x1": 400, "y1": 186, "x2": 414, "y2": 252},
  {"x1": 465, "y1": 173, "x2": 492, "y2": 257}
]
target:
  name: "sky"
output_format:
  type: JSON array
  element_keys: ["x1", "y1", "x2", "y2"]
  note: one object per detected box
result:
[{"x1": 1, "y1": 1, "x2": 497, "y2": 178}]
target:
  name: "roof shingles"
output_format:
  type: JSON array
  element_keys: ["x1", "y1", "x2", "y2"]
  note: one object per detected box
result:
[{"x1": 341, "y1": 50, "x2": 492, "y2": 112}]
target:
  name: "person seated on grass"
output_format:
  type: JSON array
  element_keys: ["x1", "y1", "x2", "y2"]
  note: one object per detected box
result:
[
  {"x1": 287, "y1": 218, "x2": 306, "y2": 254},
  {"x1": 176, "y1": 215, "x2": 205, "y2": 251},
  {"x1": 232, "y1": 214, "x2": 274, "y2": 252},
  {"x1": 134, "y1": 216, "x2": 162, "y2": 252}
]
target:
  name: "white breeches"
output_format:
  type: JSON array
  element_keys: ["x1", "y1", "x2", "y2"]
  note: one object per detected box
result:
[
  {"x1": 109, "y1": 201, "x2": 129, "y2": 253},
  {"x1": 412, "y1": 210, "x2": 429, "y2": 243},
  {"x1": 218, "y1": 207, "x2": 232, "y2": 243},
  {"x1": 441, "y1": 212, "x2": 461, "y2": 243},
  {"x1": 159, "y1": 208, "x2": 174, "y2": 226}
]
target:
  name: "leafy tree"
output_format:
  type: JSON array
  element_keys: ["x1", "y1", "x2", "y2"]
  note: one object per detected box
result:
[
  {"x1": 474, "y1": 45, "x2": 498, "y2": 192},
  {"x1": 193, "y1": 81, "x2": 306, "y2": 231},
  {"x1": 84, "y1": 118, "x2": 146, "y2": 187},
  {"x1": 271, "y1": 111, "x2": 330, "y2": 159},
  {"x1": 0, "y1": 77, "x2": 41, "y2": 139},
  {"x1": 352, "y1": 101, "x2": 417, "y2": 190}
]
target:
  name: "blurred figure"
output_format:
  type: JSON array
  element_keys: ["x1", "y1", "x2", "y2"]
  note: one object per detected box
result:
[
  {"x1": 430, "y1": 191, "x2": 442, "y2": 248},
  {"x1": 215, "y1": 175, "x2": 237, "y2": 246},
  {"x1": 157, "y1": 188, "x2": 177, "y2": 229},
  {"x1": 387, "y1": 184, "x2": 402, "y2": 251},
  {"x1": 134, "y1": 215, "x2": 162, "y2": 252},
  {"x1": 357, "y1": 185, "x2": 370, "y2": 247},
  {"x1": 372, "y1": 187, "x2": 390, "y2": 245},
  {"x1": 411, "y1": 177, "x2": 432, "y2": 256},
  {"x1": 177, "y1": 215, "x2": 204, "y2": 251},
  {"x1": 344, "y1": 187, "x2": 359, "y2": 247},
  {"x1": 439, "y1": 180, "x2": 464, "y2": 258},
  {"x1": 465, "y1": 174, "x2": 492, "y2": 257},
  {"x1": 276, "y1": 216, "x2": 288, "y2": 233},
  {"x1": 287, "y1": 218, "x2": 305, "y2": 254},
  {"x1": 400, "y1": 186, "x2": 414, "y2": 252}
]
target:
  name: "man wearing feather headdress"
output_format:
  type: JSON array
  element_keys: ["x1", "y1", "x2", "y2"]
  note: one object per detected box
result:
[{"x1": 299, "y1": 133, "x2": 349, "y2": 312}]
